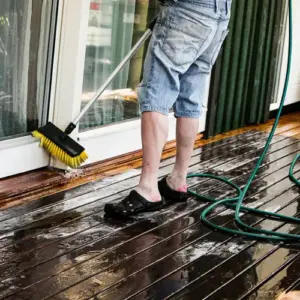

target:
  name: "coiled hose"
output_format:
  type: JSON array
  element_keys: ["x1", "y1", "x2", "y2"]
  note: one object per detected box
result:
[{"x1": 189, "y1": 0, "x2": 300, "y2": 243}]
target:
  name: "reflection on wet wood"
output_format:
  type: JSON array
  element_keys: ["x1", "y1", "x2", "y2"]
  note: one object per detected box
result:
[{"x1": 0, "y1": 112, "x2": 300, "y2": 299}]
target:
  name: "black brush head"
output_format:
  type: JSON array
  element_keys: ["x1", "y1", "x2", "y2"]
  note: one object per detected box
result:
[{"x1": 37, "y1": 122, "x2": 85, "y2": 158}]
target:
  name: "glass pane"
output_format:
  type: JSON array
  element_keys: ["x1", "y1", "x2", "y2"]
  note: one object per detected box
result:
[
  {"x1": 0, "y1": 0, "x2": 56, "y2": 140},
  {"x1": 80, "y1": 0, "x2": 160, "y2": 131}
]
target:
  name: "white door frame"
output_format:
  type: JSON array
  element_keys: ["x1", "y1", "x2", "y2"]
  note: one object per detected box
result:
[
  {"x1": 0, "y1": 136, "x2": 49, "y2": 178},
  {"x1": 270, "y1": 0, "x2": 300, "y2": 111}
]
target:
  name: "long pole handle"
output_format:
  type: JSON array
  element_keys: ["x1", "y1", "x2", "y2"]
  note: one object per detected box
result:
[
  {"x1": 67, "y1": 16, "x2": 158, "y2": 134},
  {"x1": 73, "y1": 29, "x2": 152, "y2": 125}
]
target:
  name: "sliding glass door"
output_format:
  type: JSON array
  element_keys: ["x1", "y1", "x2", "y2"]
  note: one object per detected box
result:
[
  {"x1": 20, "y1": 0, "x2": 210, "y2": 169},
  {"x1": 0, "y1": 0, "x2": 58, "y2": 177}
]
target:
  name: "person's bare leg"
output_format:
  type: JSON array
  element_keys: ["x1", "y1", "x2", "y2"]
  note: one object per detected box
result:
[
  {"x1": 168, "y1": 117, "x2": 199, "y2": 192},
  {"x1": 135, "y1": 111, "x2": 169, "y2": 202}
]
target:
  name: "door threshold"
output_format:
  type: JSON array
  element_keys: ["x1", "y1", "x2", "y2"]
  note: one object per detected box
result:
[{"x1": 0, "y1": 133, "x2": 202, "y2": 210}]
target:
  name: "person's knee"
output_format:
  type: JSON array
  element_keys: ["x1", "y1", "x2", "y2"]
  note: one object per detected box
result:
[{"x1": 140, "y1": 104, "x2": 170, "y2": 116}]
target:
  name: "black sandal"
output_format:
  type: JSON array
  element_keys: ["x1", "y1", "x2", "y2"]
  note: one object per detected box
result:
[
  {"x1": 104, "y1": 190, "x2": 165, "y2": 217},
  {"x1": 158, "y1": 176, "x2": 189, "y2": 203}
]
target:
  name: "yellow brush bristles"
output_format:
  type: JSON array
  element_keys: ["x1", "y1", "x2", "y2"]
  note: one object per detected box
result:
[{"x1": 32, "y1": 130, "x2": 88, "y2": 168}]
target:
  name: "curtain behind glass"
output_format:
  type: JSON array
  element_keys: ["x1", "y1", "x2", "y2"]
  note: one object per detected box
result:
[{"x1": 0, "y1": 0, "x2": 54, "y2": 140}]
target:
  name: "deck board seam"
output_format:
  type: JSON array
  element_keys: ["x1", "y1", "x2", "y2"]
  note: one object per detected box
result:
[
  {"x1": 2, "y1": 139, "x2": 300, "y2": 298},
  {"x1": 20, "y1": 158, "x2": 300, "y2": 299},
  {"x1": 1, "y1": 133, "x2": 299, "y2": 267}
]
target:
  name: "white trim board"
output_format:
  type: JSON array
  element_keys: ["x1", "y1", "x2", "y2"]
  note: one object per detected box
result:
[
  {"x1": 271, "y1": 1, "x2": 300, "y2": 111},
  {"x1": 0, "y1": 137, "x2": 49, "y2": 178}
]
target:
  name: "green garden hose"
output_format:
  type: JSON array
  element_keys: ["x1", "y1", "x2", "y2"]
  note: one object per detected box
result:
[{"x1": 189, "y1": 0, "x2": 300, "y2": 243}]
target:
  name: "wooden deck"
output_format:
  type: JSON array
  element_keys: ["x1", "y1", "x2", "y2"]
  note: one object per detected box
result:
[{"x1": 1, "y1": 112, "x2": 300, "y2": 300}]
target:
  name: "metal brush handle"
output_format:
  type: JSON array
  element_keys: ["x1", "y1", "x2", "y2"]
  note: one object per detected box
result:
[{"x1": 65, "y1": 16, "x2": 158, "y2": 134}]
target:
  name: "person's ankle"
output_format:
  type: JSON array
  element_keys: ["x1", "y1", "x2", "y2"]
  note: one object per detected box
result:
[
  {"x1": 167, "y1": 173, "x2": 187, "y2": 192},
  {"x1": 135, "y1": 185, "x2": 161, "y2": 202}
]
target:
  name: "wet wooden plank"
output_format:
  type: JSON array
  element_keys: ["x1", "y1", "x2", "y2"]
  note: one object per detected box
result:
[
  {"x1": 0, "y1": 133, "x2": 203, "y2": 209},
  {"x1": 0, "y1": 169, "x2": 64, "y2": 201},
  {"x1": 0, "y1": 130, "x2": 258, "y2": 223},
  {"x1": 205, "y1": 251, "x2": 300, "y2": 300},
  {"x1": 3, "y1": 127, "x2": 298, "y2": 238},
  {"x1": 0, "y1": 130, "x2": 276, "y2": 245},
  {"x1": 89, "y1": 197, "x2": 300, "y2": 300},
  {"x1": 0, "y1": 115, "x2": 299, "y2": 220},
  {"x1": 238, "y1": 255, "x2": 300, "y2": 299},
  {"x1": 1, "y1": 116, "x2": 300, "y2": 299},
  {"x1": 0, "y1": 139, "x2": 298, "y2": 290},
  {"x1": 5, "y1": 141, "x2": 298, "y2": 300},
  {"x1": 202, "y1": 209, "x2": 300, "y2": 300},
  {"x1": 167, "y1": 204, "x2": 300, "y2": 300},
  {"x1": 85, "y1": 158, "x2": 300, "y2": 298},
  {"x1": 173, "y1": 248, "x2": 300, "y2": 300},
  {"x1": 151, "y1": 207, "x2": 300, "y2": 300},
  {"x1": 0, "y1": 132, "x2": 276, "y2": 296},
  {"x1": 0, "y1": 170, "x2": 290, "y2": 296},
  {"x1": 4, "y1": 182, "x2": 299, "y2": 300},
  {"x1": 1, "y1": 111, "x2": 299, "y2": 210},
  {"x1": 0, "y1": 131, "x2": 296, "y2": 260}
]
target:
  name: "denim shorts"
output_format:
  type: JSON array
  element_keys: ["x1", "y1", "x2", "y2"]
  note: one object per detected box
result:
[{"x1": 138, "y1": 0, "x2": 232, "y2": 118}]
